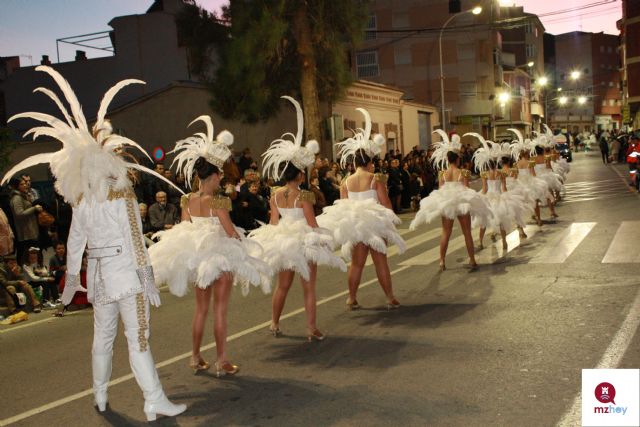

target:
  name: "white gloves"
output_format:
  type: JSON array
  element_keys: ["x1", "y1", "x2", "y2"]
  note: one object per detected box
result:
[
  {"x1": 61, "y1": 274, "x2": 87, "y2": 305},
  {"x1": 136, "y1": 266, "x2": 161, "y2": 307}
]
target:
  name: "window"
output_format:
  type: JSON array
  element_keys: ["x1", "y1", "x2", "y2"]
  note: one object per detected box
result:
[
  {"x1": 609, "y1": 99, "x2": 615, "y2": 106},
  {"x1": 609, "y1": 81, "x2": 614, "y2": 87},
  {"x1": 602, "y1": 100, "x2": 607, "y2": 106},
  {"x1": 356, "y1": 50, "x2": 379, "y2": 78},
  {"x1": 525, "y1": 21, "x2": 533, "y2": 33},
  {"x1": 394, "y1": 46, "x2": 411, "y2": 65},
  {"x1": 526, "y1": 44, "x2": 535, "y2": 58},
  {"x1": 617, "y1": 100, "x2": 622, "y2": 106},
  {"x1": 584, "y1": 68, "x2": 589, "y2": 75},
  {"x1": 365, "y1": 14, "x2": 377, "y2": 40},
  {"x1": 534, "y1": 27, "x2": 538, "y2": 38},
  {"x1": 459, "y1": 81, "x2": 477, "y2": 98},
  {"x1": 392, "y1": 12, "x2": 409, "y2": 28}
]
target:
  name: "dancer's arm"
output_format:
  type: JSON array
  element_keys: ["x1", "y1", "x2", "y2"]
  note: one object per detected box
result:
[
  {"x1": 268, "y1": 192, "x2": 279, "y2": 225},
  {"x1": 299, "y1": 190, "x2": 319, "y2": 228},
  {"x1": 374, "y1": 175, "x2": 393, "y2": 210}
]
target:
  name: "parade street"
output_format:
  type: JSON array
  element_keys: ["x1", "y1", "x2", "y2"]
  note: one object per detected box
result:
[{"x1": 0, "y1": 151, "x2": 637, "y2": 426}]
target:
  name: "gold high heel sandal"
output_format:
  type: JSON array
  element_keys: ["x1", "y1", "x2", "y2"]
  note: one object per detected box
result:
[
  {"x1": 386, "y1": 298, "x2": 400, "y2": 310},
  {"x1": 307, "y1": 329, "x2": 325, "y2": 342},
  {"x1": 189, "y1": 356, "x2": 210, "y2": 374},
  {"x1": 346, "y1": 298, "x2": 360, "y2": 311},
  {"x1": 214, "y1": 361, "x2": 239, "y2": 377},
  {"x1": 269, "y1": 324, "x2": 282, "y2": 337}
]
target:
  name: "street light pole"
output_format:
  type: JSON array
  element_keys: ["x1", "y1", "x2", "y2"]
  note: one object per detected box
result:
[{"x1": 438, "y1": 6, "x2": 481, "y2": 133}]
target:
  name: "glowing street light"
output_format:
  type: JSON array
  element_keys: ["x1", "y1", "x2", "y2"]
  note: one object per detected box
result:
[
  {"x1": 557, "y1": 87, "x2": 563, "y2": 92},
  {"x1": 498, "y1": 91, "x2": 511, "y2": 105},
  {"x1": 559, "y1": 96, "x2": 568, "y2": 105},
  {"x1": 438, "y1": 5, "x2": 482, "y2": 132},
  {"x1": 578, "y1": 96, "x2": 587, "y2": 105},
  {"x1": 570, "y1": 70, "x2": 581, "y2": 80},
  {"x1": 537, "y1": 76, "x2": 549, "y2": 86},
  {"x1": 527, "y1": 61, "x2": 534, "y2": 67}
]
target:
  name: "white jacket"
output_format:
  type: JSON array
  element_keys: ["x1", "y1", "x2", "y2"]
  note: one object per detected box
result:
[{"x1": 66, "y1": 189, "x2": 153, "y2": 305}]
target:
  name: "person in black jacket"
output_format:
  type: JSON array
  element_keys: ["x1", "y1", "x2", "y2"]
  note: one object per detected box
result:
[{"x1": 387, "y1": 159, "x2": 402, "y2": 213}]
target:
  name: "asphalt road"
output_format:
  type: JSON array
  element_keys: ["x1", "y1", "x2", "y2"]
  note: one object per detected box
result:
[{"x1": 1, "y1": 151, "x2": 638, "y2": 427}]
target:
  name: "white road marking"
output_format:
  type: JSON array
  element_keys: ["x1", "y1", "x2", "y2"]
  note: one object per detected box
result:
[
  {"x1": 0, "y1": 310, "x2": 84, "y2": 334},
  {"x1": 602, "y1": 221, "x2": 640, "y2": 263},
  {"x1": 399, "y1": 234, "x2": 466, "y2": 266},
  {"x1": 475, "y1": 224, "x2": 542, "y2": 264},
  {"x1": 530, "y1": 222, "x2": 596, "y2": 264},
  {"x1": 557, "y1": 286, "x2": 640, "y2": 427},
  {"x1": 0, "y1": 265, "x2": 410, "y2": 426}
]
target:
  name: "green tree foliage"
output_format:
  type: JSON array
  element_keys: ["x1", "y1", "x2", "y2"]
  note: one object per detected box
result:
[{"x1": 176, "y1": 0, "x2": 369, "y2": 144}]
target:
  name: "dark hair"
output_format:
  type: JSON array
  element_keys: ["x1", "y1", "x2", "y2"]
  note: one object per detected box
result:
[
  {"x1": 501, "y1": 156, "x2": 513, "y2": 167},
  {"x1": 318, "y1": 166, "x2": 330, "y2": 179},
  {"x1": 534, "y1": 146, "x2": 544, "y2": 155},
  {"x1": 194, "y1": 157, "x2": 220, "y2": 180},
  {"x1": 282, "y1": 162, "x2": 303, "y2": 183},
  {"x1": 354, "y1": 149, "x2": 372, "y2": 167},
  {"x1": 487, "y1": 159, "x2": 497, "y2": 170},
  {"x1": 54, "y1": 241, "x2": 66, "y2": 248},
  {"x1": 446, "y1": 151, "x2": 459, "y2": 164}
]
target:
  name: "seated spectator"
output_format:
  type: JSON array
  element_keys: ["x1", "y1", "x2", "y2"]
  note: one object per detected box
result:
[
  {"x1": 23, "y1": 247, "x2": 58, "y2": 308},
  {"x1": 138, "y1": 203, "x2": 153, "y2": 237},
  {"x1": 1, "y1": 254, "x2": 41, "y2": 313},
  {"x1": 48, "y1": 241, "x2": 67, "y2": 288},
  {"x1": 149, "y1": 191, "x2": 177, "y2": 232},
  {"x1": 0, "y1": 207, "x2": 14, "y2": 257}
]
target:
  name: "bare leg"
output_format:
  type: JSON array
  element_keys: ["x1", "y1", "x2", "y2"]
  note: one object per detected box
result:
[
  {"x1": 440, "y1": 216, "x2": 455, "y2": 269},
  {"x1": 500, "y1": 227, "x2": 507, "y2": 250},
  {"x1": 192, "y1": 286, "x2": 212, "y2": 362},
  {"x1": 479, "y1": 227, "x2": 486, "y2": 249},
  {"x1": 213, "y1": 273, "x2": 233, "y2": 363},
  {"x1": 370, "y1": 248, "x2": 396, "y2": 303},
  {"x1": 347, "y1": 243, "x2": 369, "y2": 305},
  {"x1": 272, "y1": 270, "x2": 295, "y2": 328},
  {"x1": 518, "y1": 226, "x2": 527, "y2": 239},
  {"x1": 458, "y1": 214, "x2": 477, "y2": 266},
  {"x1": 548, "y1": 198, "x2": 558, "y2": 217},
  {"x1": 535, "y1": 201, "x2": 542, "y2": 226},
  {"x1": 300, "y1": 263, "x2": 318, "y2": 332}
]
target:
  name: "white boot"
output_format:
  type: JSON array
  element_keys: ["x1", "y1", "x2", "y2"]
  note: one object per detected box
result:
[
  {"x1": 92, "y1": 353, "x2": 112, "y2": 412},
  {"x1": 129, "y1": 350, "x2": 187, "y2": 421}
]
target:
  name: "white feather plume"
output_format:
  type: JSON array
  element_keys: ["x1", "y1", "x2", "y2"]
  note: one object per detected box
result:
[
  {"x1": 261, "y1": 96, "x2": 318, "y2": 180},
  {"x1": 430, "y1": 129, "x2": 462, "y2": 169},
  {"x1": 2, "y1": 66, "x2": 182, "y2": 203},
  {"x1": 337, "y1": 108, "x2": 385, "y2": 169},
  {"x1": 466, "y1": 132, "x2": 494, "y2": 171},
  {"x1": 170, "y1": 115, "x2": 233, "y2": 188}
]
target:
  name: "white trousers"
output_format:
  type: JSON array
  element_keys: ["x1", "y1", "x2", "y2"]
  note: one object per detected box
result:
[{"x1": 92, "y1": 292, "x2": 164, "y2": 404}]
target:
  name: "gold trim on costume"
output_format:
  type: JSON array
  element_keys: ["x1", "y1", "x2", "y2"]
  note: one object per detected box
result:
[
  {"x1": 374, "y1": 173, "x2": 388, "y2": 184},
  {"x1": 461, "y1": 169, "x2": 471, "y2": 178},
  {"x1": 480, "y1": 171, "x2": 489, "y2": 179},
  {"x1": 297, "y1": 190, "x2": 316, "y2": 205},
  {"x1": 135, "y1": 292, "x2": 148, "y2": 352},
  {"x1": 211, "y1": 194, "x2": 232, "y2": 211}
]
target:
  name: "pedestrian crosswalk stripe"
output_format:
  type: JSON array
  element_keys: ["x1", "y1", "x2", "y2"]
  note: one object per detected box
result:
[
  {"x1": 475, "y1": 224, "x2": 542, "y2": 264},
  {"x1": 602, "y1": 221, "x2": 640, "y2": 263},
  {"x1": 561, "y1": 179, "x2": 632, "y2": 204},
  {"x1": 399, "y1": 234, "x2": 467, "y2": 266},
  {"x1": 530, "y1": 222, "x2": 596, "y2": 264}
]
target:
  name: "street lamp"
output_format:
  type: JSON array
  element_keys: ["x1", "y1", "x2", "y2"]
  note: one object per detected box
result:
[
  {"x1": 578, "y1": 96, "x2": 587, "y2": 105},
  {"x1": 538, "y1": 76, "x2": 548, "y2": 87},
  {"x1": 498, "y1": 91, "x2": 511, "y2": 105},
  {"x1": 559, "y1": 96, "x2": 568, "y2": 105},
  {"x1": 570, "y1": 70, "x2": 581, "y2": 80},
  {"x1": 439, "y1": 5, "x2": 482, "y2": 132},
  {"x1": 527, "y1": 61, "x2": 534, "y2": 67}
]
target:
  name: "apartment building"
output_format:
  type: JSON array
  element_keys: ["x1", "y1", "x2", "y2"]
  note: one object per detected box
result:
[{"x1": 618, "y1": 0, "x2": 640, "y2": 130}]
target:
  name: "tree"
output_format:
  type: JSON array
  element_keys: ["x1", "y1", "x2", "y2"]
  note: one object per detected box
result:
[{"x1": 178, "y1": 0, "x2": 369, "y2": 149}]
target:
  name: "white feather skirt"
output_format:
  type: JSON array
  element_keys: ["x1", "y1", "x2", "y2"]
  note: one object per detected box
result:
[
  {"x1": 317, "y1": 198, "x2": 407, "y2": 260},
  {"x1": 248, "y1": 217, "x2": 347, "y2": 281},
  {"x1": 409, "y1": 182, "x2": 493, "y2": 229},
  {"x1": 473, "y1": 190, "x2": 532, "y2": 231},
  {"x1": 517, "y1": 172, "x2": 553, "y2": 205},
  {"x1": 537, "y1": 169, "x2": 564, "y2": 193},
  {"x1": 148, "y1": 219, "x2": 272, "y2": 297},
  {"x1": 552, "y1": 160, "x2": 570, "y2": 181},
  {"x1": 506, "y1": 177, "x2": 537, "y2": 211}
]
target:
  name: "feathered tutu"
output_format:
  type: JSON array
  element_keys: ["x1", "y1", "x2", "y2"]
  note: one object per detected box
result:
[
  {"x1": 410, "y1": 182, "x2": 493, "y2": 229},
  {"x1": 317, "y1": 198, "x2": 406, "y2": 260},
  {"x1": 506, "y1": 176, "x2": 537, "y2": 210},
  {"x1": 248, "y1": 217, "x2": 347, "y2": 281},
  {"x1": 149, "y1": 218, "x2": 272, "y2": 297},
  {"x1": 474, "y1": 188, "x2": 531, "y2": 231},
  {"x1": 517, "y1": 170, "x2": 553, "y2": 204},
  {"x1": 552, "y1": 159, "x2": 570, "y2": 181},
  {"x1": 534, "y1": 165, "x2": 564, "y2": 193}
]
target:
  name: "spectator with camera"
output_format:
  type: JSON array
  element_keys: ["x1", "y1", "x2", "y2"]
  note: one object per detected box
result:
[{"x1": 9, "y1": 177, "x2": 43, "y2": 264}]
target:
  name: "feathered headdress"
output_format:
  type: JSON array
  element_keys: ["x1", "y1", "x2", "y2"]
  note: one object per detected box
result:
[
  {"x1": 508, "y1": 128, "x2": 534, "y2": 161},
  {"x1": 261, "y1": 96, "x2": 320, "y2": 180},
  {"x1": 430, "y1": 129, "x2": 462, "y2": 169},
  {"x1": 465, "y1": 132, "x2": 497, "y2": 172},
  {"x1": 170, "y1": 116, "x2": 233, "y2": 189},
  {"x1": 1, "y1": 66, "x2": 179, "y2": 204},
  {"x1": 542, "y1": 124, "x2": 557, "y2": 148},
  {"x1": 336, "y1": 108, "x2": 385, "y2": 169}
]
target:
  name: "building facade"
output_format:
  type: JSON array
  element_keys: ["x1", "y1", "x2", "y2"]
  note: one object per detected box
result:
[
  {"x1": 355, "y1": 0, "x2": 503, "y2": 142},
  {"x1": 551, "y1": 31, "x2": 621, "y2": 133},
  {"x1": 618, "y1": 0, "x2": 640, "y2": 130}
]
